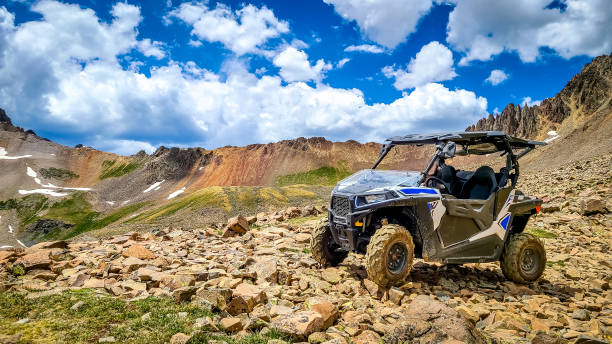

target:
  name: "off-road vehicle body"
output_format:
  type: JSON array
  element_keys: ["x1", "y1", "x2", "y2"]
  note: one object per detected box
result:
[{"x1": 311, "y1": 131, "x2": 547, "y2": 287}]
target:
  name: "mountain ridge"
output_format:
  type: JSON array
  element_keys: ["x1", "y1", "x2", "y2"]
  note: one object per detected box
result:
[{"x1": 467, "y1": 53, "x2": 612, "y2": 140}]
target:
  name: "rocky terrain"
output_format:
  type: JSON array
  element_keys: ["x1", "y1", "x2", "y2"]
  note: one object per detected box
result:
[{"x1": 1, "y1": 151, "x2": 610, "y2": 344}]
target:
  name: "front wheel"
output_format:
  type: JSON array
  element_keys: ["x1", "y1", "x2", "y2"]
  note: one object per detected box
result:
[
  {"x1": 500, "y1": 233, "x2": 546, "y2": 284},
  {"x1": 365, "y1": 224, "x2": 415, "y2": 287},
  {"x1": 311, "y1": 220, "x2": 348, "y2": 266}
]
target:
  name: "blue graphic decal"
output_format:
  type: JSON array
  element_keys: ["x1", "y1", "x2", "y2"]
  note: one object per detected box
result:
[
  {"x1": 400, "y1": 188, "x2": 438, "y2": 195},
  {"x1": 499, "y1": 213, "x2": 511, "y2": 231}
]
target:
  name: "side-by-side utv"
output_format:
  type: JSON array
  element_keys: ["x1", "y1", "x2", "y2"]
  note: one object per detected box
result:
[{"x1": 311, "y1": 131, "x2": 547, "y2": 287}]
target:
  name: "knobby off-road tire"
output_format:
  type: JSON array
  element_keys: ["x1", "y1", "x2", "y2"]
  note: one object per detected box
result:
[
  {"x1": 365, "y1": 224, "x2": 415, "y2": 287},
  {"x1": 501, "y1": 233, "x2": 546, "y2": 284},
  {"x1": 311, "y1": 220, "x2": 348, "y2": 266}
]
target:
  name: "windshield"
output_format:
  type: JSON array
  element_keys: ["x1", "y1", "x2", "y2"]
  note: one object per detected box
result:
[{"x1": 335, "y1": 169, "x2": 421, "y2": 192}]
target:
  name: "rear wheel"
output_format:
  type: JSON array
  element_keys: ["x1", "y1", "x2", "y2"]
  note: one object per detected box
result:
[
  {"x1": 311, "y1": 220, "x2": 348, "y2": 266},
  {"x1": 500, "y1": 233, "x2": 546, "y2": 284},
  {"x1": 365, "y1": 224, "x2": 414, "y2": 287}
]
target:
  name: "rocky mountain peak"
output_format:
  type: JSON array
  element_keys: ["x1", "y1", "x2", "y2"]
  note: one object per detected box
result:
[
  {"x1": 0, "y1": 108, "x2": 11, "y2": 124},
  {"x1": 468, "y1": 53, "x2": 612, "y2": 139}
]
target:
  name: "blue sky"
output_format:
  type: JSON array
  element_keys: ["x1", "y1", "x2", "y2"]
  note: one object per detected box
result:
[{"x1": 1, "y1": 0, "x2": 610, "y2": 154}]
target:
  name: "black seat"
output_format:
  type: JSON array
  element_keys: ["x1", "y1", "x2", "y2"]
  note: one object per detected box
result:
[
  {"x1": 459, "y1": 166, "x2": 497, "y2": 200},
  {"x1": 437, "y1": 164, "x2": 458, "y2": 195}
]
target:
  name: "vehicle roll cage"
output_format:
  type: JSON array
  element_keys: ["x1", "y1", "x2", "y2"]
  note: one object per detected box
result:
[{"x1": 371, "y1": 131, "x2": 546, "y2": 187}]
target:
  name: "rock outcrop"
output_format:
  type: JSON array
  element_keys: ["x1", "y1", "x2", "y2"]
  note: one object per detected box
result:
[
  {"x1": 468, "y1": 54, "x2": 612, "y2": 139},
  {"x1": 0, "y1": 108, "x2": 12, "y2": 124}
]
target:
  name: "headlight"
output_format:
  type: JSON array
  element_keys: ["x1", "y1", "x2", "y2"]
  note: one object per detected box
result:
[
  {"x1": 364, "y1": 194, "x2": 386, "y2": 203},
  {"x1": 355, "y1": 192, "x2": 397, "y2": 207}
]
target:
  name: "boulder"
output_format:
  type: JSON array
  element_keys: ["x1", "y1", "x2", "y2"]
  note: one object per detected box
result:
[
  {"x1": 220, "y1": 317, "x2": 243, "y2": 332},
  {"x1": 353, "y1": 330, "x2": 381, "y2": 344},
  {"x1": 581, "y1": 196, "x2": 607, "y2": 215},
  {"x1": 195, "y1": 288, "x2": 231, "y2": 311},
  {"x1": 270, "y1": 310, "x2": 324, "y2": 339},
  {"x1": 169, "y1": 333, "x2": 191, "y2": 344},
  {"x1": 15, "y1": 250, "x2": 52, "y2": 271},
  {"x1": 122, "y1": 244, "x2": 156, "y2": 260},
  {"x1": 82, "y1": 278, "x2": 105, "y2": 289},
  {"x1": 248, "y1": 257, "x2": 278, "y2": 283},
  {"x1": 226, "y1": 283, "x2": 267, "y2": 315},
  {"x1": 387, "y1": 296, "x2": 485, "y2": 344},
  {"x1": 173, "y1": 286, "x2": 197, "y2": 303},
  {"x1": 29, "y1": 241, "x2": 69, "y2": 250},
  {"x1": 161, "y1": 274, "x2": 196, "y2": 291},
  {"x1": 285, "y1": 207, "x2": 302, "y2": 218},
  {"x1": 306, "y1": 297, "x2": 339, "y2": 329},
  {"x1": 388, "y1": 287, "x2": 405, "y2": 305},
  {"x1": 227, "y1": 215, "x2": 249, "y2": 235}
]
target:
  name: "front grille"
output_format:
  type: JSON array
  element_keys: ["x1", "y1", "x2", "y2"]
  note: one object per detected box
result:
[{"x1": 331, "y1": 196, "x2": 350, "y2": 218}]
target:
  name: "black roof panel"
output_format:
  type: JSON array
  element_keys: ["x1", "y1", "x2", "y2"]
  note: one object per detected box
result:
[{"x1": 386, "y1": 131, "x2": 546, "y2": 148}]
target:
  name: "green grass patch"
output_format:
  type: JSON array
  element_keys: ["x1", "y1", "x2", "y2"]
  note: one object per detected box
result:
[
  {"x1": 302, "y1": 248, "x2": 312, "y2": 254},
  {"x1": 43, "y1": 192, "x2": 148, "y2": 239},
  {"x1": 275, "y1": 166, "x2": 351, "y2": 186},
  {"x1": 0, "y1": 194, "x2": 49, "y2": 227},
  {"x1": 0, "y1": 290, "x2": 215, "y2": 344},
  {"x1": 64, "y1": 202, "x2": 150, "y2": 239},
  {"x1": 39, "y1": 167, "x2": 79, "y2": 181},
  {"x1": 45, "y1": 192, "x2": 94, "y2": 224},
  {"x1": 526, "y1": 227, "x2": 558, "y2": 239},
  {"x1": 99, "y1": 159, "x2": 142, "y2": 180},
  {"x1": 546, "y1": 260, "x2": 566, "y2": 267},
  {"x1": 128, "y1": 185, "x2": 322, "y2": 224},
  {"x1": 287, "y1": 215, "x2": 321, "y2": 226},
  {"x1": 127, "y1": 187, "x2": 229, "y2": 223},
  {"x1": 188, "y1": 329, "x2": 292, "y2": 344}
]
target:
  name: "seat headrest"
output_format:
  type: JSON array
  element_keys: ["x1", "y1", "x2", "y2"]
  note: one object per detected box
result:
[
  {"x1": 459, "y1": 166, "x2": 497, "y2": 199},
  {"x1": 472, "y1": 166, "x2": 495, "y2": 180},
  {"x1": 438, "y1": 165, "x2": 456, "y2": 181}
]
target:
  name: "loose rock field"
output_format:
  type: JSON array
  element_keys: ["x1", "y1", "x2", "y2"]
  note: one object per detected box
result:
[{"x1": 1, "y1": 155, "x2": 610, "y2": 344}]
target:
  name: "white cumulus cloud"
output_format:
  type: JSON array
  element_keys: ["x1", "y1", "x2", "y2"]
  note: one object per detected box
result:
[
  {"x1": 447, "y1": 0, "x2": 612, "y2": 64},
  {"x1": 485, "y1": 69, "x2": 508, "y2": 86},
  {"x1": 344, "y1": 44, "x2": 385, "y2": 54},
  {"x1": 521, "y1": 97, "x2": 541, "y2": 107},
  {"x1": 273, "y1": 47, "x2": 331, "y2": 83},
  {"x1": 382, "y1": 41, "x2": 457, "y2": 90},
  {"x1": 137, "y1": 38, "x2": 166, "y2": 59},
  {"x1": 336, "y1": 58, "x2": 350, "y2": 68},
  {"x1": 324, "y1": 0, "x2": 434, "y2": 49},
  {"x1": 168, "y1": 2, "x2": 289, "y2": 56},
  {"x1": 0, "y1": 2, "x2": 489, "y2": 154}
]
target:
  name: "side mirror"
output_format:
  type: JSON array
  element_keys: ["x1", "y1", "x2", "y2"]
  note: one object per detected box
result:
[{"x1": 441, "y1": 142, "x2": 456, "y2": 159}]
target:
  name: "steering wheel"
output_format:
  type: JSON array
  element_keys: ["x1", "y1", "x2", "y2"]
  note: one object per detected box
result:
[{"x1": 424, "y1": 176, "x2": 451, "y2": 192}]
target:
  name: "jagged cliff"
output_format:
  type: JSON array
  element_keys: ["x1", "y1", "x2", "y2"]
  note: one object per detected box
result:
[{"x1": 467, "y1": 54, "x2": 612, "y2": 140}]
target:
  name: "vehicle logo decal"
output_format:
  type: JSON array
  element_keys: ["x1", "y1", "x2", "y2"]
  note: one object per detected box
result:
[
  {"x1": 400, "y1": 188, "x2": 438, "y2": 195},
  {"x1": 498, "y1": 213, "x2": 511, "y2": 231},
  {"x1": 427, "y1": 201, "x2": 438, "y2": 215}
]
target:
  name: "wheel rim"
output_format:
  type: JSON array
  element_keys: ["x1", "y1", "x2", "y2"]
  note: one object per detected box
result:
[
  {"x1": 387, "y1": 242, "x2": 408, "y2": 274},
  {"x1": 520, "y1": 247, "x2": 538, "y2": 275}
]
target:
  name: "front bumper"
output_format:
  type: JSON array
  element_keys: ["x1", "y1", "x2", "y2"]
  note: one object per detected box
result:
[{"x1": 328, "y1": 194, "x2": 368, "y2": 251}]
